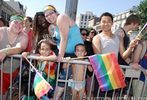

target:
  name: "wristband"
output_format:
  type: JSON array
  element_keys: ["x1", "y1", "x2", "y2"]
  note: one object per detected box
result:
[{"x1": 4, "y1": 49, "x2": 9, "y2": 56}]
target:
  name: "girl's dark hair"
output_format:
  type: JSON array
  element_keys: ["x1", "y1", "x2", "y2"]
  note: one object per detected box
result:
[
  {"x1": 100, "y1": 12, "x2": 113, "y2": 22},
  {"x1": 26, "y1": 16, "x2": 33, "y2": 27}
]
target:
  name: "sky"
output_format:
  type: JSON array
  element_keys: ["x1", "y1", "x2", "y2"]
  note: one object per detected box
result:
[{"x1": 5, "y1": 0, "x2": 142, "y2": 18}]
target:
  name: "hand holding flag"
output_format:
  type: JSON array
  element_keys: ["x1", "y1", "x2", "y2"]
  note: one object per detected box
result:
[{"x1": 24, "y1": 57, "x2": 53, "y2": 99}]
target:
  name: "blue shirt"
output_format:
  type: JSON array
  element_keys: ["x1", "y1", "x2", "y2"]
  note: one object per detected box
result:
[{"x1": 54, "y1": 24, "x2": 84, "y2": 54}]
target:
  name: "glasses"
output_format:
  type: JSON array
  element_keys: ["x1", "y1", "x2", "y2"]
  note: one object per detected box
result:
[{"x1": 45, "y1": 11, "x2": 55, "y2": 17}]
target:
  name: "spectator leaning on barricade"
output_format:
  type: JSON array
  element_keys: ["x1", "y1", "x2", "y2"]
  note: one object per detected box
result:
[
  {"x1": 130, "y1": 32, "x2": 147, "y2": 98},
  {"x1": 115, "y1": 14, "x2": 140, "y2": 66},
  {"x1": 33, "y1": 39, "x2": 57, "y2": 99},
  {"x1": 43, "y1": 5, "x2": 84, "y2": 99},
  {"x1": 0, "y1": 14, "x2": 28, "y2": 97},
  {"x1": 115, "y1": 14, "x2": 140, "y2": 97},
  {"x1": 68, "y1": 43, "x2": 93, "y2": 99},
  {"x1": 92, "y1": 12, "x2": 139, "y2": 99}
]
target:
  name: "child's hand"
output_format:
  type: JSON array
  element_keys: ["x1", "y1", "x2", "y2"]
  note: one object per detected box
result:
[{"x1": 22, "y1": 52, "x2": 29, "y2": 58}]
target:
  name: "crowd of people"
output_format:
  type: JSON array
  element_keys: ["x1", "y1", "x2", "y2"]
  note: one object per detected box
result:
[{"x1": 0, "y1": 4, "x2": 146, "y2": 100}]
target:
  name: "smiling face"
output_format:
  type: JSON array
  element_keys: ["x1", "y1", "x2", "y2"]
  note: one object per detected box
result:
[
  {"x1": 39, "y1": 42, "x2": 51, "y2": 56},
  {"x1": 100, "y1": 16, "x2": 113, "y2": 32},
  {"x1": 75, "y1": 45, "x2": 87, "y2": 57},
  {"x1": 23, "y1": 17, "x2": 32, "y2": 28},
  {"x1": 9, "y1": 20, "x2": 23, "y2": 34},
  {"x1": 37, "y1": 15, "x2": 48, "y2": 28},
  {"x1": 44, "y1": 10, "x2": 57, "y2": 24}
]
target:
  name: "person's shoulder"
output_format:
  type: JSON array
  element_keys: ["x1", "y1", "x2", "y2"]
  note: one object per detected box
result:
[
  {"x1": 115, "y1": 28, "x2": 123, "y2": 34},
  {"x1": 58, "y1": 14, "x2": 69, "y2": 20},
  {"x1": 93, "y1": 33, "x2": 101, "y2": 40},
  {"x1": 0, "y1": 27, "x2": 8, "y2": 31},
  {"x1": 114, "y1": 28, "x2": 125, "y2": 38},
  {"x1": 57, "y1": 14, "x2": 70, "y2": 25}
]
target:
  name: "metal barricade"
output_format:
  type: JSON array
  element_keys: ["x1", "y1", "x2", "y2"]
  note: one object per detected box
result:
[{"x1": 0, "y1": 54, "x2": 147, "y2": 100}]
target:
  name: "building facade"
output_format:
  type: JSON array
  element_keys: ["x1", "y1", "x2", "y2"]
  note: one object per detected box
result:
[
  {"x1": 76, "y1": 11, "x2": 96, "y2": 28},
  {"x1": 0, "y1": 0, "x2": 26, "y2": 25}
]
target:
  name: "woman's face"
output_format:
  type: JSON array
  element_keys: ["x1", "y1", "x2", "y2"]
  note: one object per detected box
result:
[
  {"x1": 44, "y1": 10, "x2": 56, "y2": 24},
  {"x1": 23, "y1": 17, "x2": 32, "y2": 27},
  {"x1": 9, "y1": 20, "x2": 23, "y2": 33},
  {"x1": 37, "y1": 15, "x2": 48, "y2": 28}
]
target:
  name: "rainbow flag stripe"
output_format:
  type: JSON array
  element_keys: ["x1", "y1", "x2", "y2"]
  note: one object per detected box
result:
[
  {"x1": 89, "y1": 53, "x2": 126, "y2": 91},
  {"x1": 33, "y1": 73, "x2": 52, "y2": 99}
]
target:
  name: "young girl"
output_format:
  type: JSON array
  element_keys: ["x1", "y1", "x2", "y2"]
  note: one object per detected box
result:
[
  {"x1": 68, "y1": 43, "x2": 92, "y2": 100},
  {"x1": 36, "y1": 39, "x2": 57, "y2": 98}
]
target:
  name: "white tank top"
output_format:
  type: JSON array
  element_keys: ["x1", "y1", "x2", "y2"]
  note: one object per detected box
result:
[{"x1": 99, "y1": 33, "x2": 120, "y2": 58}]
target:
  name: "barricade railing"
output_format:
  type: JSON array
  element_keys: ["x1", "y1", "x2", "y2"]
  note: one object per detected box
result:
[{"x1": 0, "y1": 54, "x2": 147, "y2": 100}]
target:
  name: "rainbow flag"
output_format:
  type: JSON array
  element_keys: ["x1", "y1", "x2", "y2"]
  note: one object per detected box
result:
[
  {"x1": 33, "y1": 72, "x2": 53, "y2": 99},
  {"x1": 88, "y1": 53, "x2": 126, "y2": 91}
]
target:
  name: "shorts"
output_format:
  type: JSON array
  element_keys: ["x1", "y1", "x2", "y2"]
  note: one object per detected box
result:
[
  {"x1": 0, "y1": 68, "x2": 19, "y2": 95},
  {"x1": 58, "y1": 66, "x2": 72, "y2": 87},
  {"x1": 68, "y1": 79, "x2": 85, "y2": 91},
  {"x1": 57, "y1": 53, "x2": 75, "y2": 87}
]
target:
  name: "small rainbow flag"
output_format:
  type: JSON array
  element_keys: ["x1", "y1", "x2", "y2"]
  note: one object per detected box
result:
[
  {"x1": 89, "y1": 53, "x2": 126, "y2": 91},
  {"x1": 33, "y1": 72, "x2": 53, "y2": 99}
]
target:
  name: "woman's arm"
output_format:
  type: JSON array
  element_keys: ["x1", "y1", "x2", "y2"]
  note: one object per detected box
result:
[{"x1": 56, "y1": 14, "x2": 70, "y2": 61}]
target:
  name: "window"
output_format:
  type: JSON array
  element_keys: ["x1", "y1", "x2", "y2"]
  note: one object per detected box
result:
[
  {"x1": 81, "y1": 15, "x2": 84, "y2": 21},
  {"x1": 85, "y1": 16, "x2": 87, "y2": 21},
  {"x1": 1, "y1": 10, "x2": 6, "y2": 18}
]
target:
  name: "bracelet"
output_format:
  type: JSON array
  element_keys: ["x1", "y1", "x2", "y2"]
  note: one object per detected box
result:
[{"x1": 4, "y1": 49, "x2": 9, "y2": 56}]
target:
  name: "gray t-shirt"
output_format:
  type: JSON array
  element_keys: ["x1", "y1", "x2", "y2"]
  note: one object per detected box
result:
[{"x1": 0, "y1": 27, "x2": 21, "y2": 73}]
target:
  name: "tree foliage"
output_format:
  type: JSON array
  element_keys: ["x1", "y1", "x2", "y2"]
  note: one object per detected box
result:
[{"x1": 137, "y1": 0, "x2": 147, "y2": 26}]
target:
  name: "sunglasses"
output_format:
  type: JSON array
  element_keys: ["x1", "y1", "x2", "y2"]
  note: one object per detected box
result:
[
  {"x1": 90, "y1": 31, "x2": 95, "y2": 33},
  {"x1": 81, "y1": 33, "x2": 87, "y2": 36}
]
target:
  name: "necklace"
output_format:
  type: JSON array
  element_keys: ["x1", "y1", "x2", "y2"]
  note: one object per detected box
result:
[{"x1": 7, "y1": 29, "x2": 19, "y2": 46}]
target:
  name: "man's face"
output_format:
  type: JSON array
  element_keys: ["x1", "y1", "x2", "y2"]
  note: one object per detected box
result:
[
  {"x1": 9, "y1": 20, "x2": 23, "y2": 33},
  {"x1": 100, "y1": 16, "x2": 113, "y2": 32}
]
